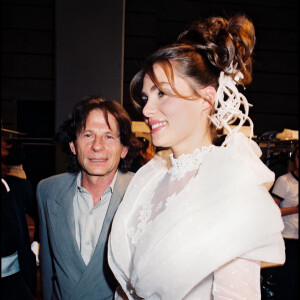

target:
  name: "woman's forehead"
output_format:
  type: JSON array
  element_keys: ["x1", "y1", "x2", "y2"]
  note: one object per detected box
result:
[{"x1": 145, "y1": 63, "x2": 178, "y2": 85}]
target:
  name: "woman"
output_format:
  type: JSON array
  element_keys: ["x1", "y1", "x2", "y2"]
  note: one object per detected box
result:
[{"x1": 108, "y1": 14, "x2": 285, "y2": 299}]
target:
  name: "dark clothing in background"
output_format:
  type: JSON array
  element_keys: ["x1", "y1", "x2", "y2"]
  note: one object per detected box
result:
[
  {"x1": 275, "y1": 239, "x2": 299, "y2": 299},
  {"x1": 1, "y1": 176, "x2": 37, "y2": 298}
]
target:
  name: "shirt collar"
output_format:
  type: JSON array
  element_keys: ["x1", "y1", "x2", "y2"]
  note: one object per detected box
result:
[
  {"x1": 110, "y1": 171, "x2": 118, "y2": 192},
  {"x1": 76, "y1": 171, "x2": 118, "y2": 193}
]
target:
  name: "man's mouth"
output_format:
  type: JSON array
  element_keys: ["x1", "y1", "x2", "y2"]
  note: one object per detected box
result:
[{"x1": 89, "y1": 158, "x2": 107, "y2": 161}]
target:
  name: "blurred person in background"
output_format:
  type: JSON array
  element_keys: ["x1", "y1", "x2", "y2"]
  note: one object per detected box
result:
[
  {"x1": 271, "y1": 145, "x2": 298, "y2": 299},
  {"x1": 1, "y1": 136, "x2": 37, "y2": 299},
  {"x1": 130, "y1": 137, "x2": 154, "y2": 172},
  {"x1": 5, "y1": 139, "x2": 27, "y2": 179}
]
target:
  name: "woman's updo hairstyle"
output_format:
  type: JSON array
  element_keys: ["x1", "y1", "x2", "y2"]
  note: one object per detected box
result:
[
  {"x1": 178, "y1": 14, "x2": 256, "y2": 85},
  {"x1": 130, "y1": 14, "x2": 256, "y2": 110}
]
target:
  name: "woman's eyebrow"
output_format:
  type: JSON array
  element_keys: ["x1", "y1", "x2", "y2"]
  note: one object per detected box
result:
[
  {"x1": 141, "y1": 85, "x2": 156, "y2": 94},
  {"x1": 150, "y1": 82, "x2": 169, "y2": 92}
]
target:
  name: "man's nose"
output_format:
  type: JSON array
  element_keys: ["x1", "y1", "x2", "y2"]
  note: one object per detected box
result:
[{"x1": 91, "y1": 136, "x2": 105, "y2": 151}]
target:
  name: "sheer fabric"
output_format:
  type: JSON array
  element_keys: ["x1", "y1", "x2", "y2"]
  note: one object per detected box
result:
[{"x1": 108, "y1": 133, "x2": 285, "y2": 300}]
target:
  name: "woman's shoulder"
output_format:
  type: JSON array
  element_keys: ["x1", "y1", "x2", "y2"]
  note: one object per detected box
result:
[
  {"x1": 118, "y1": 155, "x2": 168, "y2": 210},
  {"x1": 210, "y1": 132, "x2": 275, "y2": 189}
]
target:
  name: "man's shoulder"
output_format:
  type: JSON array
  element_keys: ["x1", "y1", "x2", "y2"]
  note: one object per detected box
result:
[
  {"x1": 114, "y1": 171, "x2": 135, "y2": 195},
  {"x1": 38, "y1": 172, "x2": 77, "y2": 190},
  {"x1": 117, "y1": 171, "x2": 134, "y2": 184},
  {"x1": 276, "y1": 172, "x2": 290, "y2": 184}
]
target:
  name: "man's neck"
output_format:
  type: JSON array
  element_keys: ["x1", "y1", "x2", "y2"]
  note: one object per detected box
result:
[
  {"x1": 293, "y1": 168, "x2": 299, "y2": 178},
  {"x1": 81, "y1": 171, "x2": 117, "y2": 206}
]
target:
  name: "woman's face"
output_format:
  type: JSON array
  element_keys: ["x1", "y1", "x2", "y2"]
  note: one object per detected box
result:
[{"x1": 142, "y1": 63, "x2": 212, "y2": 157}]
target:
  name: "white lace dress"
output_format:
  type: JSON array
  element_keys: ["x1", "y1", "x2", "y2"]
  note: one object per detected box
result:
[{"x1": 108, "y1": 133, "x2": 285, "y2": 300}]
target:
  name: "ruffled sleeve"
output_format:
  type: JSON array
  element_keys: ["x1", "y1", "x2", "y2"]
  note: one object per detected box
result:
[{"x1": 223, "y1": 132, "x2": 275, "y2": 190}]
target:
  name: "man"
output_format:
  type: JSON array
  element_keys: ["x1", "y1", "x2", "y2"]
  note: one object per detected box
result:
[{"x1": 37, "y1": 96, "x2": 140, "y2": 300}]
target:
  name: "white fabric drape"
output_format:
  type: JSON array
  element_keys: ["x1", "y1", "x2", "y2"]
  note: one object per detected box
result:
[{"x1": 108, "y1": 133, "x2": 285, "y2": 300}]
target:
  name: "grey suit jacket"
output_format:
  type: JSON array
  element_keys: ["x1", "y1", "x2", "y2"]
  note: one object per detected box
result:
[{"x1": 37, "y1": 171, "x2": 134, "y2": 300}]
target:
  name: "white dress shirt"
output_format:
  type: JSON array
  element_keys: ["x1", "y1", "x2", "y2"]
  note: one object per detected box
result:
[
  {"x1": 73, "y1": 171, "x2": 117, "y2": 265},
  {"x1": 272, "y1": 171, "x2": 299, "y2": 239}
]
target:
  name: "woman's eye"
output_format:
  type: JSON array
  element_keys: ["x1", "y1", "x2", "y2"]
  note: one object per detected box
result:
[
  {"x1": 158, "y1": 90, "x2": 165, "y2": 97},
  {"x1": 141, "y1": 95, "x2": 148, "y2": 104},
  {"x1": 84, "y1": 133, "x2": 92, "y2": 138}
]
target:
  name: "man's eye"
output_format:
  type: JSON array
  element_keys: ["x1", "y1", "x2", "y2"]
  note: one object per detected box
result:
[
  {"x1": 105, "y1": 135, "x2": 114, "y2": 140},
  {"x1": 84, "y1": 133, "x2": 92, "y2": 138}
]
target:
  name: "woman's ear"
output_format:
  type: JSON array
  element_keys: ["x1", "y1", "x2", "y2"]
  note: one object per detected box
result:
[{"x1": 198, "y1": 86, "x2": 216, "y2": 111}]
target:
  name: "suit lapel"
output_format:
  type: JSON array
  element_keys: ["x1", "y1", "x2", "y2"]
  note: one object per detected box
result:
[
  {"x1": 46, "y1": 174, "x2": 86, "y2": 282},
  {"x1": 71, "y1": 172, "x2": 133, "y2": 297},
  {"x1": 94, "y1": 172, "x2": 132, "y2": 260}
]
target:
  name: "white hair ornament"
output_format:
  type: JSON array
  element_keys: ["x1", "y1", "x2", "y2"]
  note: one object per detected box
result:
[{"x1": 209, "y1": 63, "x2": 254, "y2": 146}]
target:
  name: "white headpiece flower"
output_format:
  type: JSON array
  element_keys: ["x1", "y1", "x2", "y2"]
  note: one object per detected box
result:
[{"x1": 209, "y1": 63, "x2": 254, "y2": 145}]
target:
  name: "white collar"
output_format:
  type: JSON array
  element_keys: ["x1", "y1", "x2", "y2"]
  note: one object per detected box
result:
[{"x1": 168, "y1": 145, "x2": 215, "y2": 181}]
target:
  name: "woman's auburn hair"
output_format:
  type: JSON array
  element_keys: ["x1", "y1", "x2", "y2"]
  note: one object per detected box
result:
[{"x1": 130, "y1": 14, "x2": 255, "y2": 111}]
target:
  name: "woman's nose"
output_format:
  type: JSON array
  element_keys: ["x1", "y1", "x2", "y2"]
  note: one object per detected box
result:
[{"x1": 142, "y1": 100, "x2": 157, "y2": 118}]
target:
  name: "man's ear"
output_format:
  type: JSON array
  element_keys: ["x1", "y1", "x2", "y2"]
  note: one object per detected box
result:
[
  {"x1": 121, "y1": 146, "x2": 128, "y2": 159},
  {"x1": 69, "y1": 141, "x2": 76, "y2": 155},
  {"x1": 198, "y1": 86, "x2": 216, "y2": 111}
]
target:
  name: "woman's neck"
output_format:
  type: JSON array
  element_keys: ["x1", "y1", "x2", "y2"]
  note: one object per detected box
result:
[{"x1": 171, "y1": 136, "x2": 213, "y2": 159}]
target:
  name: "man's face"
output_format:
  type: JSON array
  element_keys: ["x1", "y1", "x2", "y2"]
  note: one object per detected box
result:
[{"x1": 69, "y1": 109, "x2": 128, "y2": 180}]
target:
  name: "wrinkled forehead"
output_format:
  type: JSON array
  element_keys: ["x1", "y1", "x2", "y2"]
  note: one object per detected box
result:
[{"x1": 83, "y1": 108, "x2": 119, "y2": 132}]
